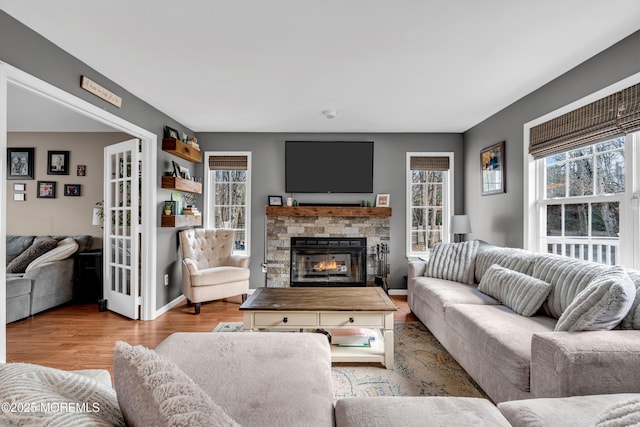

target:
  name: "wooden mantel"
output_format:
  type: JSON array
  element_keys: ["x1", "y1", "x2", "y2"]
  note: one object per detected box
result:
[{"x1": 266, "y1": 206, "x2": 392, "y2": 217}]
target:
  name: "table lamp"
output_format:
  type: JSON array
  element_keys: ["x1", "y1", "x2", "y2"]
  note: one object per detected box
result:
[{"x1": 451, "y1": 215, "x2": 471, "y2": 243}]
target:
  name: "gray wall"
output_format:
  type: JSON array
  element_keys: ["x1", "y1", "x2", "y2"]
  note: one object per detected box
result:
[
  {"x1": 0, "y1": 11, "x2": 195, "y2": 309},
  {"x1": 463, "y1": 30, "x2": 640, "y2": 248},
  {"x1": 195, "y1": 133, "x2": 464, "y2": 289},
  {"x1": 7, "y1": 132, "x2": 130, "y2": 248}
]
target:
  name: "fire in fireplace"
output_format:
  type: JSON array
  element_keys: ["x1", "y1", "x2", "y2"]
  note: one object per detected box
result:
[{"x1": 290, "y1": 237, "x2": 366, "y2": 287}]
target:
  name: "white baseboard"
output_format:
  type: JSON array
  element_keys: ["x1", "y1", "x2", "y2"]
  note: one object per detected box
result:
[
  {"x1": 388, "y1": 289, "x2": 408, "y2": 296},
  {"x1": 153, "y1": 295, "x2": 186, "y2": 319}
]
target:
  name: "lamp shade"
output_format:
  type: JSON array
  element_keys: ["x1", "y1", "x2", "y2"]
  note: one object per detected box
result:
[
  {"x1": 92, "y1": 207, "x2": 103, "y2": 226},
  {"x1": 451, "y1": 215, "x2": 471, "y2": 234}
]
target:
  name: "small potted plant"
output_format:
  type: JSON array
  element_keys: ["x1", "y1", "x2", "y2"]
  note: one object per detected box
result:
[{"x1": 164, "y1": 203, "x2": 173, "y2": 216}]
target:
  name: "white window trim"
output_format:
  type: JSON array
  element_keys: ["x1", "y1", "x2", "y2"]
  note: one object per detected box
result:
[
  {"x1": 523, "y1": 71, "x2": 640, "y2": 268},
  {"x1": 203, "y1": 151, "x2": 252, "y2": 256},
  {"x1": 406, "y1": 151, "x2": 454, "y2": 258}
]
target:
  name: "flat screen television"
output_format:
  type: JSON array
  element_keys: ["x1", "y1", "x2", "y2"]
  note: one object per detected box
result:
[{"x1": 285, "y1": 141, "x2": 374, "y2": 193}]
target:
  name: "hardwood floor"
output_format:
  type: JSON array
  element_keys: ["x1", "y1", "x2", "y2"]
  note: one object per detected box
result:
[{"x1": 6, "y1": 294, "x2": 416, "y2": 375}]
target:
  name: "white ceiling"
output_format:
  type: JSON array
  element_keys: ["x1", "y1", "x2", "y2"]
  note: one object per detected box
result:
[{"x1": 2, "y1": 0, "x2": 640, "y2": 133}]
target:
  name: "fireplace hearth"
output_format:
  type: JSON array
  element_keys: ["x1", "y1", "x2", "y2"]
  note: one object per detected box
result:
[{"x1": 290, "y1": 237, "x2": 366, "y2": 287}]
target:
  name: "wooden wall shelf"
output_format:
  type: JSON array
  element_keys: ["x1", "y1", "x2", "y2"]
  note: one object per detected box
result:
[
  {"x1": 266, "y1": 206, "x2": 392, "y2": 217},
  {"x1": 161, "y1": 176, "x2": 202, "y2": 194},
  {"x1": 161, "y1": 215, "x2": 202, "y2": 228},
  {"x1": 162, "y1": 138, "x2": 202, "y2": 163}
]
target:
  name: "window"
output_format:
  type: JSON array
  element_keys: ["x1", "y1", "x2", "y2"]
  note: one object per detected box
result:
[
  {"x1": 205, "y1": 152, "x2": 251, "y2": 255},
  {"x1": 406, "y1": 153, "x2": 453, "y2": 257},
  {"x1": 539, "y1": 137, "x2": 627, "y2": 264}
]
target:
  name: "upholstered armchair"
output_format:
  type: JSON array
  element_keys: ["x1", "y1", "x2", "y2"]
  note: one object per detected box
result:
[{"x1": 179, "y1": 228, "x2": 250, "y2": 314}]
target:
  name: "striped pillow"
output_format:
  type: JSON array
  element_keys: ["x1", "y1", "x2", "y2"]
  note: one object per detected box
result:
[
  {"x1": 555, "y1": 266, "x2": 636, "y2": 332},
  {"x1": 478, "y1": 264, "x2": 552, "y2": 317},
  {"x1": 596, "y1": 397, "x2": 640, "y2": 426},
  {"x1": 426, "y1": 240, "x2": 479, "y2": 284}
]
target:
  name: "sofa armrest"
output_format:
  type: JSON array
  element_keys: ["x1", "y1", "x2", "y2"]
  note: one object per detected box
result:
[
  {"x1": 228, "y1": 254, "x2": 250, "y2": 268},
  {"x1": 531, "y1": 330, "x2": 640, "y2": 398},
  {"x1": 408, "y1": 260, "x2": 427, "y2": 279},
  {"x1": 23, "y1": 258, "x2": 74, "y2": 315}
]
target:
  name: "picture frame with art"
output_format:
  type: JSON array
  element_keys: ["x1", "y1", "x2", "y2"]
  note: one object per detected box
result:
[
  {"x1": 7, "y1": 147, "x2": 34, "y2": 180},
  {"x1": 47, "y1": 150, "x2": 70, "y2": 175},
  {"x1": 37, "y1": 181, "x2": 56, "y2": 198},
  {"x1": 375, "y1": 194, "x2": 390, "y2": 207},
  {"x1": 163, "y1": 126, "x2": 180, "y2": 140},
  {"x1": 64, "y1": 184, "x2": 81, "y2": 196},
  {"x1": 480, "y1": 141, "x2": 506, "y2": 196},
  {"x1": 268, "y1": 195, "x2": 283, "y2": 206}
]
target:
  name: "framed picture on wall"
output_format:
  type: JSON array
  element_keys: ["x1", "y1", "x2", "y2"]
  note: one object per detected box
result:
[
  {"x1": 7, "y1": 147, "x2": 34, "y2": 180},
  {"x1": 37, "y1": 181, "x2": 56, "y2": 198},
  {"x1": 480, "y1": 141, "x2": 506, "y2": 196},
  {"x1": 47, "y1": 150, "x2": 70, "y2": 175},
  {"x1": 64, "y1": 184, "x2": 81, "y2": 196}
]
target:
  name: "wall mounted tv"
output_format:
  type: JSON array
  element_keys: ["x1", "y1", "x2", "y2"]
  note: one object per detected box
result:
[{"x1": 285, "y1": 141, "x2": 374, "y2": 193}]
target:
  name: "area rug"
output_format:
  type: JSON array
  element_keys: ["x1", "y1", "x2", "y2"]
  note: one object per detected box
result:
[{"x1": 212, "y1": 321, "x2": 485, "y2": 399}]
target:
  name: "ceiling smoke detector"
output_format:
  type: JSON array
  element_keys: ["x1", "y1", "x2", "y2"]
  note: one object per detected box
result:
[{"x1": 322, "y1": 110, "x2": 338, "y2": 119}]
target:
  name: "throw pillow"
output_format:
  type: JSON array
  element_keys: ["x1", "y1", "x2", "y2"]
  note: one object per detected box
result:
[
  {"x1": 6, "y1": 236, "x2": 58, "y2": 273},
  {"x1": 113, "y1": 341, "x2": 240, "y2": 427},
  {"x1": 0, "y1": 362, "x2": 124, "y2": 426},
  {"x1": 6, "y1": 235, "x2": 36, "y2": 264},
  {"x1": 620, "y1": 269, "x2": 640, "y2": 330},
  {"x1": 25, "y1": 237, "x2": 79, "y2": 272},
  {"x1": 474, "y1": 245, "x2": 537, "y2": 283},
  {"x1": 426, "y1": 240, "x2": 479, "y2": 284},
  {"x1": 555, "y1": 266, "x2": 636, "y2": 332},
  {"x1": 478, "y1": 264, "x2": 552, "y2": 317},
  {"x1": 596, "y1": 397, "x2": 640, "y2": 426}
]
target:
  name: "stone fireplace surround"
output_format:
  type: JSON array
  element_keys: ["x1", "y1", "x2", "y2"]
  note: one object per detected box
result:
[{"x1": 265, "y1": 206, "x2": 391, "y2": 288}]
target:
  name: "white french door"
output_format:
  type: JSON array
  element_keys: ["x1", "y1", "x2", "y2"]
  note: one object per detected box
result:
[{"x1": 104, "y1": 139, "x2": 141, "y2": 319}]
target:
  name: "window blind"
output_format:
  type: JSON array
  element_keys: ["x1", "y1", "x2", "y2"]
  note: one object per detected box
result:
[
  {"x1": 529, "y1": 82, "x2": 640, "y2": 159},
  {"x1": 208, "y1": 155, "x2": 248, "y2": 170},
  {"x1": 410, "y1": 156, "x2": 450, "y2": 171}
]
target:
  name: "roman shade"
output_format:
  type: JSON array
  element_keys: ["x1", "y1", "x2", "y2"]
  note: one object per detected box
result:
[
  {"x1": 410, "y1": 156, "x2": 450, "y2": 170},
  {"x1": 529, "y1": 82, "x2": 640, "y2": 159},
  {"x1": 208, "y1": 155, "x2": 248, "y2": 170}
]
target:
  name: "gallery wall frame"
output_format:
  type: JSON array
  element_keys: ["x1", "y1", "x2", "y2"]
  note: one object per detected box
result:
[
  {"x1": 47, "y1": 150, "x2": 70, "y2": 175},
  {"x1": 37, "y1": 181, "x2": 56, "y2": 198},
  {"x1": 7, "y1": 147, "x2": 34, "y2": 180}
]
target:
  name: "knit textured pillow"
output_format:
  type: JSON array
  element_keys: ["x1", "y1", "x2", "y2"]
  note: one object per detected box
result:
[
  {"x1": 426, "y1": 240, "x2": 479, "y2": 284},
  {"x1": 6, "y1": 236, "x2": 58, "y2": 273},
  {"x1": 620, "y1": 269, "x2": 640, "y2": 330},
  {"x1": 113, "y1": 341, "x2": 240, "y2": 427},
  {"x1": 596, "y1": 397, "x2": 640, "y2": 426},
  {"x1": 478, "y1": 264, "x2": 552, "y2": 317},
  {"x1": 555, "y1": 266, "x2": 636, "y2": 332}
]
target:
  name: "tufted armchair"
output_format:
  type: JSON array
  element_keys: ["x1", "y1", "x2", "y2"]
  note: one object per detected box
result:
[{"x1": 179, "y1": 228, "x2": 250, "y2": 314}]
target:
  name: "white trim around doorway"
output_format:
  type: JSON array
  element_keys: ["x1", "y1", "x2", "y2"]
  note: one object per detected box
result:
[{"x1": 0, "y1": 61, "x2": 159, "y2": 362}]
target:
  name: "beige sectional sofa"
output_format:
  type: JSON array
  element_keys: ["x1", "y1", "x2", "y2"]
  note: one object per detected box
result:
[
  {"x1": 408, "y1": 241, "x2": 640, "y2": 404},
  {"x1": 0, "y1": 331, "x2": 639, "y2": 426}
]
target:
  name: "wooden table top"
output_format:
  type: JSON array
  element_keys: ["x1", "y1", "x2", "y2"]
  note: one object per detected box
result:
[{"x1": 239, "y1": 287, "x2": 398, "y2": 312}]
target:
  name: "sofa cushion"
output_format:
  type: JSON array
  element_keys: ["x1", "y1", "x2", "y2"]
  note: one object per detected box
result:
[
  {"x1": 0, "y1": 362, "x2": 124, "y2": 426},
  {"x1": 621, "y1": 269, "x2": 640, "y2": 330},
  {"x1": 475, "y1": 244, "x2": 537, "y2": 283},
  {"x1": 113, "y1": 341, "x2": 240, "y2": 427},
  {"x1": 555, "y1": 266, "x2": 636, "y2": 332},
  {"x1": 55, "y1": 235, "x2": 93, "y2": 252},
  {"x1": 26, "y1": 237, "x2": 79, "y2": 272},
  {"x1": 190, "y1": 265, "x2": 250, "y2": 287},
  {"x1": 155, "y1": 332, "x2": 335, "y2": 427},
  {"x1": 478, "y1": 265, "x2": 552, "y2": 317},
  {"x1": 6, "y1": 236, "x2": 58, "y2": 274},
  {"x1": 446, "y1": 304, "x2": 556, "y2": 394},
  {"x1": 532, "y1": 253, "x2": 613, "y2": 319},
  {"x1": 411, "y1": 276, "x2": 500, "y2": 318},
  {"x1": 596, "y1": 396, "x2": 640, "y2": 426},
  {"x1": 427, "y1": 240, "x2": 479, "y2": 284},
  {"x1": 6, "y1": 235, "x2": 35, "y2": 264},
  {"x1": 335, "y1": 396, "x2": 511, "y2": 427},
  {"x1": 498, "y1": 393, "x2": 640, "y2": 427}
]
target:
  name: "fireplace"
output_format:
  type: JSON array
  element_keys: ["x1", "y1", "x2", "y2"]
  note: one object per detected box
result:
[{"x1": 290, "y1": 237, "x2": 366, "y2": 287}]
